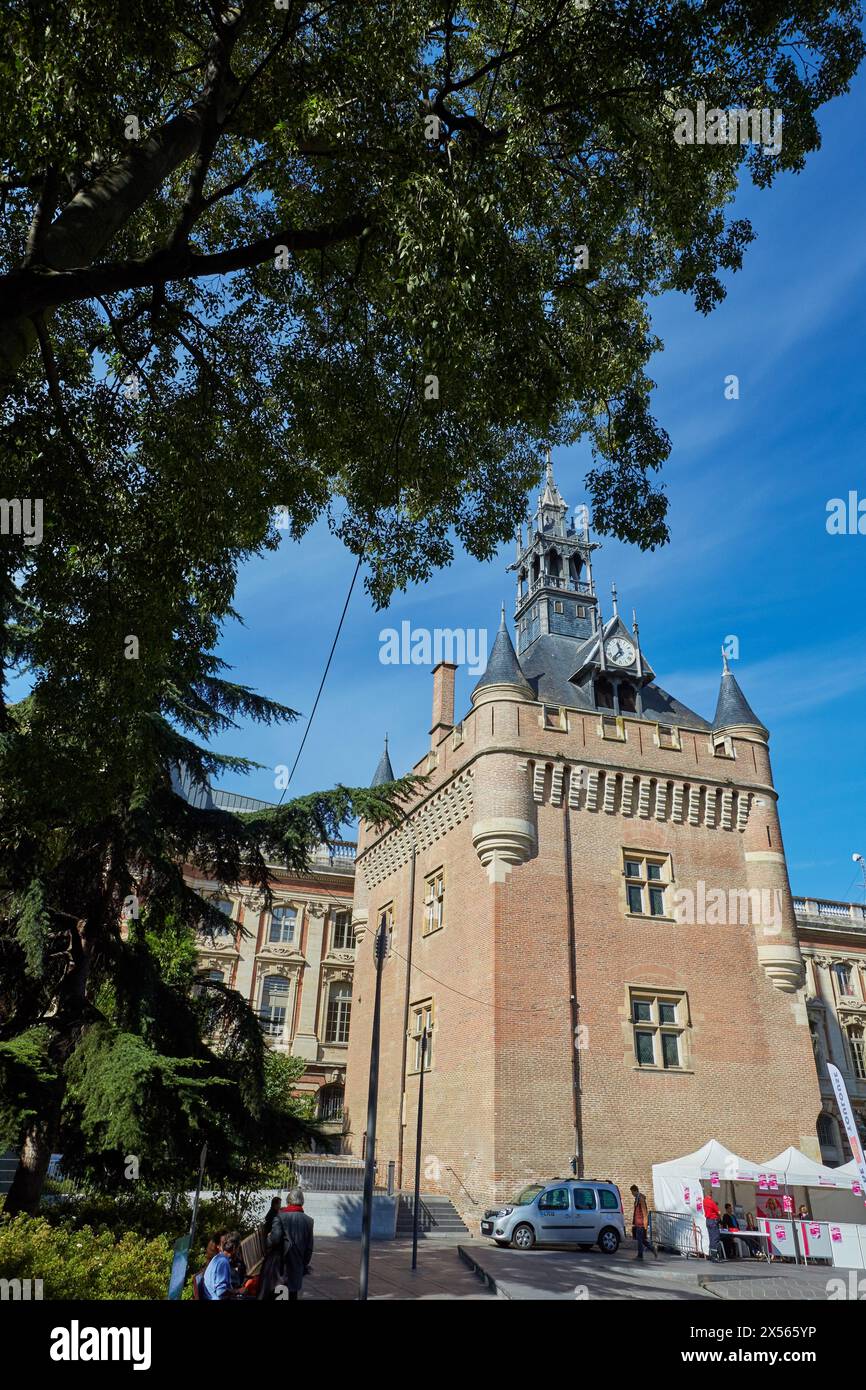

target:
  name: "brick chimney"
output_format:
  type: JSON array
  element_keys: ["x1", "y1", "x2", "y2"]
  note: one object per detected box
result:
[{"x1": 430, "y1": 662, "x2": 457, "y2": 747}]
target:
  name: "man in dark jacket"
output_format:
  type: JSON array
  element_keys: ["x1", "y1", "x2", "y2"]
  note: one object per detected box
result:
[{"x1": 260, "y1": 1187, "x2": 314, "y2": 1301}]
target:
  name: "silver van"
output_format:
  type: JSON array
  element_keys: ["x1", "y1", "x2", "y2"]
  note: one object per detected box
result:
[{"x1": 480, "y1": 1179, "x2": 625, "y2": 1252}]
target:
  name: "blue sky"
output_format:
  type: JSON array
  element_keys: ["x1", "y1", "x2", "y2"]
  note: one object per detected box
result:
[{"x1": 216, "y1": 76, "x2": 866, "y2": 904}]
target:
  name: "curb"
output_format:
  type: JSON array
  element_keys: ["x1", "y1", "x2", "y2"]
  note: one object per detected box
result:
[{"x1": 458, "y1": 1244, "x2": 511, "y2": 1298}]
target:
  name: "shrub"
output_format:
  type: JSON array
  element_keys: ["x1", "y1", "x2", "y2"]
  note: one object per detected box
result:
[{"x1": 0, "y1": 1213, "x2": 178, "y2": 1300}]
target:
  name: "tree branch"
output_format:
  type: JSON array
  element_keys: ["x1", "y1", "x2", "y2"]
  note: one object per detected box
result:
[{"x1": 0, "y1": 213, "x2": 371, "y2": 321}]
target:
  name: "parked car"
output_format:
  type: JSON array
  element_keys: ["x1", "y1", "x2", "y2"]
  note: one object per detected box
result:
[{"x1": 480, "y1": 1179, "x2": 625, "y2": 1252}]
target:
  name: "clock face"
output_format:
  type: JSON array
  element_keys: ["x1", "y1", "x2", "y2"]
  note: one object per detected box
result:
[{"x1": 605, "y1": 637, "x2": 636, "y2": 667}]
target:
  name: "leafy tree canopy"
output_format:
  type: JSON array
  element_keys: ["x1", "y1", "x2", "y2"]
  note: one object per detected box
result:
[{"x1": 1, "y1": 0, "x2": 861, "y2": 598}]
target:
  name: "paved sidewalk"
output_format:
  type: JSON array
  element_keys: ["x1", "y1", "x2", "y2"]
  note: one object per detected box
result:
[
  {"x1": 458, "y1": 1241, "x2": 851, "y2": 1302},
  {"x1": 302, "y1": 1237, "x2": 498, "y2": 1300},
  {"x1": 294, "y1": 1235, "x2": 852, "y2": 1301}
]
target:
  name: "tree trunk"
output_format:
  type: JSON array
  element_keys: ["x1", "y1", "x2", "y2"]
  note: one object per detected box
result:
[
  {"x1": 4, "y1": 912, "x2": 98, "y2": 1215},
  {"x1": 3, "y1": 1093, "x2": 62, "y2": 1217}
]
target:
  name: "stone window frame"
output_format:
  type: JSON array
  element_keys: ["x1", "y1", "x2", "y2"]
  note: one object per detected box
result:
[
  {"x1": 198, "y1": 891, "x2": 238, "y2": 941},
  {"x1": 600, "y1": 713, "x2": 626, "y2": 742},
  {"x1": 629, "y1": 987, "x2": 691, "y2": 1072},
  {"x1": 541, "y1": 704, "x2": 568, "y2": 732},
  {"x1": 622, "y1": 849, "x2": 674, "y2": 920},
  {"x1": 817, "y1": 1110, "x2": 841, "y2": 1156},
  {"x1": 656, "y1": 723, "x2": 681, "y2": 751},
  {"x1": 409, "y1": 997, "x2": 434, "y2": 1073},
  {"x1": 268, "y1": 900, "x2": 300, "y2": 945},
  {"x1": 192, "y1": 966, "x2": 226, "y2": 997},
  {"x1": 712, "y1": 734, "x2": 736, "y2": 760},
  {"x1": 451, "y1": 720, "x2": 464, "y2": 750},
  {"x1": 324, "y1": 979, "x2": 352, "y2": 1045},
  {"x1": 330, "y1": 905, "x2": 353, "y2": 952},
  {"x1": 257, "y1": 969, "x2": 293, "y2": 1041},
  {"x1": 422, "y1": 867, "x2": 445, "y2": 937},
  {"x1": 376, "y1": 901, "x2": 394, "y2": 951},
  {"x1": 844, "y1": 1023, "x2": 866, "y2": 1082},
  {"x1": 831, "y1": 959, "x2": 856, "y2": 1001}
]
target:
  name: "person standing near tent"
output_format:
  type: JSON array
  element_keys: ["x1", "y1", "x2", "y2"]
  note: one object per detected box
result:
[
  {"x1": 703, "y1": 1192, "x2": 722, "y2": 1261},
  {"x1": 629, "y1": 1184, "x2": 657, "y2": 1261}
]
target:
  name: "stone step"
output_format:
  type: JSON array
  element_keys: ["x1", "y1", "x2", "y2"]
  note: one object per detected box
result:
[{"x1": 396, "y1": 1193, "x2": 472, "y2": 1236}]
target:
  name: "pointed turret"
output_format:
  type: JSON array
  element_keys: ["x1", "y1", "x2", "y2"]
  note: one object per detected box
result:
[
  {"x1": 371, "y1": 734, "x2": 395, "y2": 786},
  {"x1": 713, "y1": 655, "x2": 768, "y2": 740},
  {"x1": 472, "y1": 606, "x2": 533, "y2": 703}
]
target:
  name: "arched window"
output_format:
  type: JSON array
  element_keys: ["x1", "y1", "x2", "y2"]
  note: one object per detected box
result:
[
  {"x1": 817, "y1": 1113, "x2": 837, "y2": 1151},
  {"x1": 331, "y1": 909, "x2": 353, "y2": 951},
  {"x1": 832, "y1": 961, "x2": 853, "y2": 997},
  {"x1": 317, "y1": 1083, "x2": 344, "y2": 1122},
  {"x1": 325, "y1": 983, "x2": 352, "y2": 1044},
  {"x1": 269, "y1": 905, "x2": 297, "y2": 944},
  {"x1": 259, "y1": 974, "x2": 290, "y2": 1038}
]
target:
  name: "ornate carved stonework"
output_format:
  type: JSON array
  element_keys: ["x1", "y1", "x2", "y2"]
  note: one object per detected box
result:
[
  {"x1": 256, "y1": 962, "x2": 295, "y2": 980},
  {"x1": 195, "y1": 934, "x2": 236, "y2": 954},
  {"x1": 322, "y1": 966, "x2": 353, "y2": 983},
  {"x1": 532, "y1": 760, "x2": 756, "y2": 832},
  {"x1": 257, "y1": 946, "x2": 303, "y2": 962}
]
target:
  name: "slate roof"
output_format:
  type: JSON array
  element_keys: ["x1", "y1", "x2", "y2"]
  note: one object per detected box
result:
[
  {"x1": 371, "y1": 737, "x2": 395, "y2": 786},
  {"x1": 713, "y1": 666, "x2": 768, "y2": 736},
  {"x1": 518, "y1": 631, "x2": 711, "y2": 730},
  {"x1": 473, "y1": 610, "x2": 535, "y2": 697}
]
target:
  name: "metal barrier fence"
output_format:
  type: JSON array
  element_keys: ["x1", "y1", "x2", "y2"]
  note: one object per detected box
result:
[
  {"x1": 295, "y1": 1157, "x2": 395, "y2": 1195},
  {"x1": 649, "y1": 1209, "x2": 703, "y2": 1258}
]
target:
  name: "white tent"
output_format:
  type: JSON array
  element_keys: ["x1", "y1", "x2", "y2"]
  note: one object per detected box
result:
[
  {"x1": 652, "y1": 1138, "x2": 755, "y2": 1208},
  {"x1": 652, "y1": 1139, "x2": 756, "y2": 1255},
  {"x1": 760, "y1": 1146, "x2": 856, "y2": 1190}
]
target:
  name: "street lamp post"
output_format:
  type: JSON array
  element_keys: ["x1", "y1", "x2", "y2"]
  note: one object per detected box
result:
[
  {"x1": 411, "y1": 1028, "x2": 428, "y2": 1271},
  {"x1": 359, "y1": 919, "x2": 389, "y2": 1301}
]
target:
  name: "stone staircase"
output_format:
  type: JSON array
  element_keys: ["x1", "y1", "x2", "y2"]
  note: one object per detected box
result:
[{"x1": 396, "y1": 1192, "x2": 473, "y2": 1240}]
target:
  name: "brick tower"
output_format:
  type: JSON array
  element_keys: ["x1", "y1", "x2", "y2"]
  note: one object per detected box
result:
[{"x1": 342, "y1": 464, "x2": 821, "y2": 1216}]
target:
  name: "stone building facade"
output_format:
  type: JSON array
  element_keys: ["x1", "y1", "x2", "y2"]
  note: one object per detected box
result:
[
  {"x1": 342, "y1": 464, "x2": 823, "y2": 1214},
  {"x1": 795, "y1": 895, "x2": 866, "y2": 1164},
  {"x1": 184, "y1": 787, "x2": 357, "y2": 1137}
]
